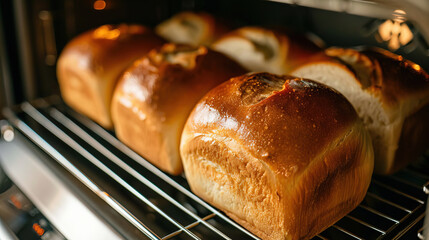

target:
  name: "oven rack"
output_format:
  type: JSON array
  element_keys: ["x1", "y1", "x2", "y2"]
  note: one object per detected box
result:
[{"x1": 1, "y1": 97, "x2": 428, "y2": 240}]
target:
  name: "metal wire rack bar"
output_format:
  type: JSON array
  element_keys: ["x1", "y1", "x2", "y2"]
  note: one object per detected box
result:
[
  {"x1": 385, "y1": 175, "x2": 425, "y2": 190},
  {"x1": 331, "y1": 225, "x2": 362, "y2": 239},
  {"x1": 162, "y1": 213, "x2": 217, "y2": 239},
  {"x1": 372, "y1": 179, "x2": 425, "y2": 204},
  {"x1": 424, "y1": 181, "x2": 429, "y2": 194},
  {"x1": 365, "y1": 192, "x2": 413, "y2": 213},
  {"x1": 61, "y1": 102, "x2": 260, "y2": 239},
  {"x1": 20, "y1": 103, "x2": 200, "y2": 240},
  {"x1": 418, "y1": 224, "x2": 427, "y2": 240},
  {"x1": 47, "y1": 107, "x2": 232, "y2": 240},
  {"x1": 3, "y1": 99, "x2": 428, "y2": 239},
  {"x1": 344, "y1": 215, "x2": 386, "y2": 234},
  {"x1": 357, "y1": 205, "x2": 400, "y2": 223},
  {"x1": 3, "y1": 109, "x2": 161, "y2": 240}
]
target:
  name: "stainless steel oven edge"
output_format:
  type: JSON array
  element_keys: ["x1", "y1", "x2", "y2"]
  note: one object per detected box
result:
[{"x1": 0, "y1": 125, "x2": 123, "y2": 240}]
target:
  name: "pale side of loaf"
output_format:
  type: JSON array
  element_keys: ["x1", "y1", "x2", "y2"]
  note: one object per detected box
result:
[
  {"x1": 57, "y1": 24, "x2": 165, "y2": 128},
  {"x1": 180, "y1": 72, "x2": 374, "y2": 239},
  {"x1": 155, "y1": 12, "x2": 229, "y2": 46},
  {"x1": 291, "y1": 47, "x2": 429, "y2": 174},
  {"x1": 212, "y1": 27, "x2": 321, "y2": 74},
  {"x1": 111, "y1": 44, "x2": 246, "y2": 174}
]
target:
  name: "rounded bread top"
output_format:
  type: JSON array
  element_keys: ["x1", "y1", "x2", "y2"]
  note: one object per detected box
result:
[
  {"x1": 114, "y1": 43, "x2": 246, "y2": 121},
  {"x1": 324, "y1": 47, "x2": 429, "y2": 109},
  {"x1": 59, "y1": 24, "x2": 165, "y2": 79},
  {"x1": 184, "y1": 72, "x2": 360, "y2": 177},
  {"x1": 212, "y1": 26, "x2": 322, "y2": 74},
  {"x1": 361, "y1": 48, "x2": 429, "y2": 102}
]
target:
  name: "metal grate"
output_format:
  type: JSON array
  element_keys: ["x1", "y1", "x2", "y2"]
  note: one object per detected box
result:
[{"x1": 3, "y1": 98, "x2": 428, "y2": 239}]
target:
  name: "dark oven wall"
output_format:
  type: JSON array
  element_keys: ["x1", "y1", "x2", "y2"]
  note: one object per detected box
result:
[
  {"x1": 0, "y1": 0, "x2": 18, "y2": 116},
  {"x1": 2, "y1": 0, "x2": 429, "y2": 104}
]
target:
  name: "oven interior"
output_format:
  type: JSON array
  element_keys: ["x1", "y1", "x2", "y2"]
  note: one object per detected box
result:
[{"x1": 0, "y1": 0, "x2": 428, "y2": 239}]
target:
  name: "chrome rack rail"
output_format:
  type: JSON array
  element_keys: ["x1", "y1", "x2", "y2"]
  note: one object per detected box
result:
[{"x1": 1, "y1": 98, "x2": 428, "y2": 239}]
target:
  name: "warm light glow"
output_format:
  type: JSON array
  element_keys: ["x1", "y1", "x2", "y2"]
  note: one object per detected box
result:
[
  {"x1": 93, "y1": 0, "x2": 106, "y2": 10},
  {"x1": 412, "y1": 64, "x2": 421, "y2": 71},
  {"x1": 32, "y1": 223, "x2": 45, "y2": 236},
  {"x1": 93, "y1": 25, "x2": 121, "y2": 40},
  {"x1": 378, "y1": 16, "x2": 413, "y2": 50}
]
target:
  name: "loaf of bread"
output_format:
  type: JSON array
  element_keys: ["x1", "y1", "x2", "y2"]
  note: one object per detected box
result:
[
  {"x1": 111, "y1": 44, "x2": 246, "y2": 174},
  {"x1": 180, "y1": 72, "x2": 374, "y2": 239},
  {"x1": 291, "y1": 47, "x2": 429, "y2": 174},
  {"x1": 212, "y1": 27, "x2": 321, "y2": 74},
  {"x1": 156, "y1": 12, "x2": 229, "y2": 46},
  {"x1": 57, "y1": 24, "x2": 165, "y2": 128}
]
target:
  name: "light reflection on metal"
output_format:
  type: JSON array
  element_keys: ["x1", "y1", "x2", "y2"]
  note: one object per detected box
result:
[
  {"x1": 2, "y1": 129, "x2": 14, "y2": 142},
  {"x1": 1, "y1": 123, "x2": 14, "y2": 142},
  {"x1": 378, "y1": 9, "x2": 413, "y2": 50}
]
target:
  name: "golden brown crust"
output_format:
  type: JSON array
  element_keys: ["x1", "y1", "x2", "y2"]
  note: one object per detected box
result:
[
  {"x1": 325, "y1": 47, "x2": 429, "y2": 109},
  {"x1": 292, "y1": 47, "x2": 429, "y2": 174},
  {"x1": 324, "y1": 48, "x2": 380, "y2": 89},
  {"x1": 185, "y1": 73, "x2": 359, "y2": 171},
  {"x1": 156, "y1": 12, "x2": 230, "y2": 46},
  {"x1": 111, "y1": 44, "x2": 246, "y2": 174},
  {"x1": 361, "y1": 47, "x2": 429, "y2": 108},
  {"x1": 212, "y1": 27, "x2": 322, "y2": 74},
  {"x1": 363, "y1": 48, "x2": 429, "y2": 174},
  {"x1": 180, "y1": 72, "x2": 374, "y2": 239},
  {"x1": 57, "y1": 24, "x2": 165, "y2": 128}
]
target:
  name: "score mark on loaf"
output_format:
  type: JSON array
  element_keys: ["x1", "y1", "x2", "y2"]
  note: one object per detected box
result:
[
  {"x1": 57, "y1": 18, "x2": 429, "y2": 239},
  {"x1": 111, "y1": 43, "x2": 246, "y2": 175},
  {"x1": 180, "y1": 72, "x2": 374, "y2": 240},
  {"x1": 291, "y1": 47, "x2": 429, "y2": 174}
]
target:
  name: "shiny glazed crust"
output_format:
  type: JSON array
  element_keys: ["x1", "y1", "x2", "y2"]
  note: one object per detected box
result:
[
  {"x1": 57, "y1": 24, "x2": 165, "y2": 128},
  {"x1": 363, "y1": 48, "x2": 429, "y2": 174},
  {"x1": 329, "y1": 47, "x2": 429, "y2": 111},
  {"x1": 180, "y1": 73, "x2": 374, "y2": 239},
  {"x1": 111, "y1": 44, "x2": 246, "y2": 174},
  {"x1": 292, "y1": 47, "x2": 429, "y2": 174}
]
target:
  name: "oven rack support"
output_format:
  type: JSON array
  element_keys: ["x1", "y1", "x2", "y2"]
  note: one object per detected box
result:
[{"x1": 0, "y1": 98, "x2": 428, "y2": 239}]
